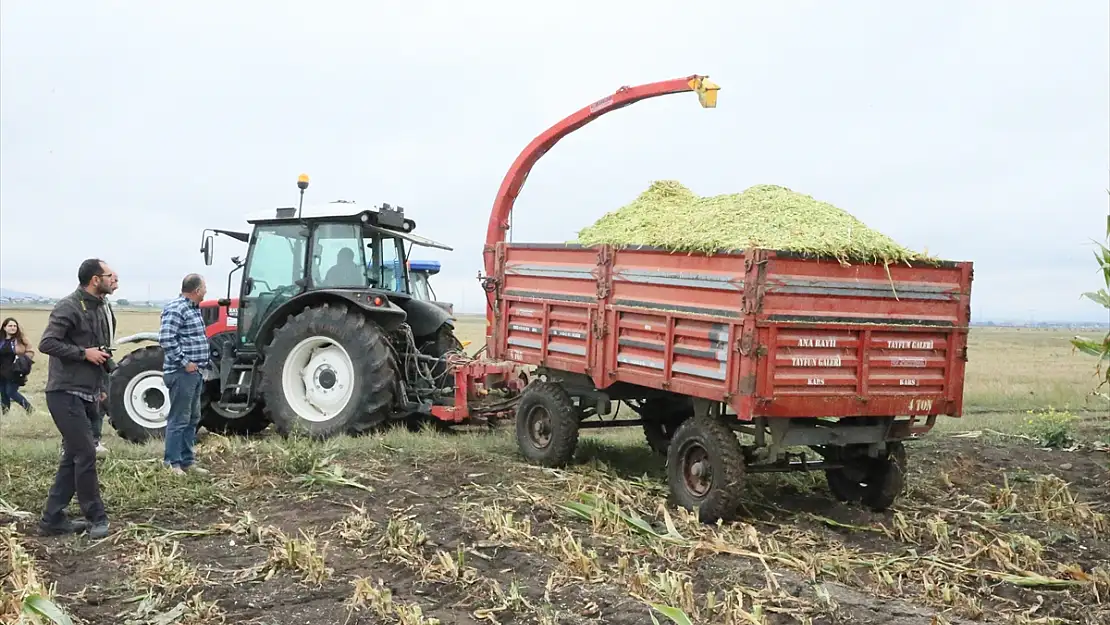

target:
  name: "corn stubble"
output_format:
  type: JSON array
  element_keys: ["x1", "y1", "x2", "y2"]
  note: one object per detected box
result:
[{"x1": 576, "y1": 181, "x2": 923, "y2": 264}]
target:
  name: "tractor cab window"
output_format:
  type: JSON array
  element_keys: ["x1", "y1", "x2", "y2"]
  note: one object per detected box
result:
[
  {"x1": 244, "y1": 224, "x2": 305, "y2": 295},
  {"x1": 368, "y1": 235, "x2": 407, "y2": 293},
  {"x1": 410, "y1": 272, "x2": 432, "y2": 301},
  {"x1": 240, "y1": 223, "x2": 308, "y2": 343},
  {"x1": 312, "y1": 223, "x2": 368, "y2": 288}
]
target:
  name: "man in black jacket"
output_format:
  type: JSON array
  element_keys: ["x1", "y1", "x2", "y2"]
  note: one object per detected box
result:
[{"x1": 37, "y1": 258, "x2": 118, "y2": 538}]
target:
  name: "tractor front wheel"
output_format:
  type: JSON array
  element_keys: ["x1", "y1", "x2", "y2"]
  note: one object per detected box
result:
[{"x1": 260, "y1": 303, "x2": 396, "y2": 439}]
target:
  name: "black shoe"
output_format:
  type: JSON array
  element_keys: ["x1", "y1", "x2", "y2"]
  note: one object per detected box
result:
[
  {"x1": 88, "y1": 521, "x2": 110, "y2": 540},
  {"x1": 37, "y1": 518, "x2": 91, "y2": 536}
]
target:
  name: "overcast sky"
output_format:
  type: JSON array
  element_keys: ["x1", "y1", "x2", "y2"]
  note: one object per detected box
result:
[{"x1": 2, "y1": 1, "x2": 1108, "y2": 323}]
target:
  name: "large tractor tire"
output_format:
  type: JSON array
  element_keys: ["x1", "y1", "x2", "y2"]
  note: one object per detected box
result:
[
  {"x1": 260, "y1": 303, "x2": 396, "y2": 439},
  {"x1": 108, "y1": 345, "x2": 173, "y2": 444},
  {"x1": 199, "y1": 389, "x2": 270, "y2": 436},
  {"x1": 198, "y1": 330, "x2": 269, "y2": 436}
]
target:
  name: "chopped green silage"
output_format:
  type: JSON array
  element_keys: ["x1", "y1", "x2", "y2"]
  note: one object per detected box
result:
[{"x1": 575, "y1": 181, "x2": 925, "y2": 264}]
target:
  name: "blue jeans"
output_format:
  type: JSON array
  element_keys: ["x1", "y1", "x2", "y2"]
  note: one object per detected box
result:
[
  {"x1": 1, "y1": 378, "x2": 30, "y2": 411},
  {"x1": 163, "y1": 370, "x2": 203, "y2": 468}
]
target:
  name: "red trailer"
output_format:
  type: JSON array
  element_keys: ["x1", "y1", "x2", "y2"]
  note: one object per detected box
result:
[{"x1": 467, "y1": 75, "x2": 973, "y2": 522}]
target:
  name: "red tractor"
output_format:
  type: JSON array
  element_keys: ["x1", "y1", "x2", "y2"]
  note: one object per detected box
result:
[{"x1": 108, "y1": 298, "x2": 258, "y2": 442}]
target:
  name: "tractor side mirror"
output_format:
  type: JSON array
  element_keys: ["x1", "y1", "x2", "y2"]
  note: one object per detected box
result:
[{"x1": 201, "y1": 235, "x2": 215, "y2": 266}]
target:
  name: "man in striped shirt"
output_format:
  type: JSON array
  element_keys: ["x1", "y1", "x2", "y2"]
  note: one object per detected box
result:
[{"x1": 159, "y1": 274, "x2": 211, "y2": 476}]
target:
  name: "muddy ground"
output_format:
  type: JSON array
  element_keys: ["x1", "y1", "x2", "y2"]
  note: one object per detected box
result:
[{"x1": 3, "y1": 428, "x2": 1109, "y2": 625}]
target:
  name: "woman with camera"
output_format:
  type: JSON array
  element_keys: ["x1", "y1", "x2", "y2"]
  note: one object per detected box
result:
[{"x1": 0, "y1": 316, "x2": 35, "y2": 414}]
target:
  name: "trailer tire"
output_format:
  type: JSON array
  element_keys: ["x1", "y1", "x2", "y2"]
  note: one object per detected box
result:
[
  {"x1": 261, "y1": 303, "x2": 396, "y2": 439},
  {"x1": 824, "y1": 441, "x2": 907, "y2": 512},
  {"x1": 638, "y1": 397, "x2": 693, "y2": 455},
  {"x1": 667, "y1": 414, "x2": 746, "y2": 524},
  {"x1": 515, "y1": 381, "x2": 579, "y2": 467}
]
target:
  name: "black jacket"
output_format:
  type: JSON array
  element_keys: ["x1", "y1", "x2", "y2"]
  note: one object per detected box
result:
[
  {"x1": 0, "y1": 338, "x2": 21, "y2": 381},
  {"x1": 38, "y1": 288, "x2": 113, "y2": 396}
]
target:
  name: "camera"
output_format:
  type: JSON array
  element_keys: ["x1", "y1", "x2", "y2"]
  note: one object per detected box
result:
[{"x1": 98, "y1": 345, "x2": 118, "y2": 373}]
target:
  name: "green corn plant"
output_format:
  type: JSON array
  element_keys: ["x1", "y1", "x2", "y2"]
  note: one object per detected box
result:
[
  {"x1": 21, "y1": 595, "x2": 75, "y2": 625},
  {"x1": 1070, "y1": 200, "x2": 1110, "y2": 401}
]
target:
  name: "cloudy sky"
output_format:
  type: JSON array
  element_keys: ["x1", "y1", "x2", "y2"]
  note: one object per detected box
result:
[{"x1": 1, "y1": 1, "x2": 1108, "y2": 323}]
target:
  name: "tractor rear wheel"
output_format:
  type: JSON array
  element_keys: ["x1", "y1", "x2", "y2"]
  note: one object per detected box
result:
[
  {"x1": 199, "y1": 391, "x2": 270, "y2": 436},
  {"x1": 260, "y1": 303, "x2": 396, "y2": 439},
  {"x1": 419, "y1": 323, "x2": 464, "y2": 389},
  {"x1": 108, "y1": 345, "x2": 172, "y2": 443}
]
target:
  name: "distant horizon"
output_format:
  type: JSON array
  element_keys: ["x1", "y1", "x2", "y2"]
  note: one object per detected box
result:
[{"x1": 2, "y1": 286, "x2": 1106, "y2": 327}]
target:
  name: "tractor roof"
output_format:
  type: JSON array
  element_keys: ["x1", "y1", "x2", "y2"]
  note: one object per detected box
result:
[
  {"x1": 408, "y1": 260, "x2": 441, "y2": 274},
  {"x1": 245, "y1": 200, "x2": 453, "y2": 251}
]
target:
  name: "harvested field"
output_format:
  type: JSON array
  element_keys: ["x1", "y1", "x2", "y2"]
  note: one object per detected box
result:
[
  {"x1": 2, "y1": 307, "x2": 1109, "y2": 625},
  {"x1": 575, "y1": 182, "x2": 924, "y2": 263}
]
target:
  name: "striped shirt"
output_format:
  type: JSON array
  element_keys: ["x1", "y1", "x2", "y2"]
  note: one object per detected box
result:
[{"x1": 159, "y1": 295, "x2": 210, "y2": 373}]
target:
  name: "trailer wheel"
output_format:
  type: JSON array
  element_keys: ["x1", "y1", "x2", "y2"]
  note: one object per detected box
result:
[
  {"x1": 666, "y1": 414, "x2": 746, "y2": 523},
  {"x1": 637, "y1": 397, "x2": 693, "y2": 455},
  {"x1": 260, "y1": 303, "x2": 396, "y2": 439},
  {"x1": 824, "y1": 442, "x2": 907, "y2": 512},
  {"x1": 515, "y1": 381, "x2": 579, "y2": 467}
]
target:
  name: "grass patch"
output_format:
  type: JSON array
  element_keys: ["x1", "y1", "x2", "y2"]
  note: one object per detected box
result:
[{"x1": 0, "y1": 442, "x2": 228, "y2": 517}]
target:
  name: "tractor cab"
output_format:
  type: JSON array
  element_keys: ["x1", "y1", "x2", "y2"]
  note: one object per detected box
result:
[
  {"x1": 406, "y1": 260, "x2": 441, "y2": 301},
  {"x1": 202, "y1": 197, "x2": 453, "y2": 350}
]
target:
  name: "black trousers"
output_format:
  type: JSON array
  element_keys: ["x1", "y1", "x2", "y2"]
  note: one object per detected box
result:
[
  {"x1": 89, "y1": 398, "x2": 104, "y2": 442},
  {"x1": 41, "y1": 391, "x2": 107, "y2": 525}
]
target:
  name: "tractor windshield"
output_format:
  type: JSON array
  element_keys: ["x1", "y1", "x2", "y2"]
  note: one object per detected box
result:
[{"x1": 239, "y1": 223, "x2": 308, "y2": 343}]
